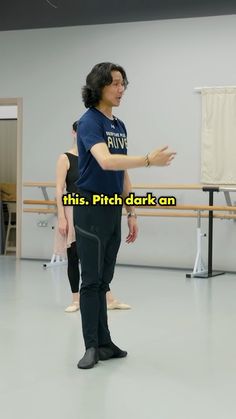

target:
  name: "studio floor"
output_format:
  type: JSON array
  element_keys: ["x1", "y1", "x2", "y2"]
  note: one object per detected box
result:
[{"x1": 0, "y1": 256, "x2": 236, "y2": 419}]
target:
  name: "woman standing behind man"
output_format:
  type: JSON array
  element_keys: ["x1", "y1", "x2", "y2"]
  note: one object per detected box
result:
[{"x1": 54, "y1": 121, "x2": 131, "y2": 312}]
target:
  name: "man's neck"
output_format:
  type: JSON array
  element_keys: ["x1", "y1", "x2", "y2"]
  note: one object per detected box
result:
[{"x1": 96, "y1": 104, "x2": 113, "y2": 120}]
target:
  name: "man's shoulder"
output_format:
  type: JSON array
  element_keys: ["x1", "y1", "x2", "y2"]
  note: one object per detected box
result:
[{"x1": 79, "y1": 108, "x2": 102, "y2": 125}]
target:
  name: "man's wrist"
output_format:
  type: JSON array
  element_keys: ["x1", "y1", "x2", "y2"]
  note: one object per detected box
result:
[{"x1": 127, "y1": 211, "x2": 137, "y2": 219}]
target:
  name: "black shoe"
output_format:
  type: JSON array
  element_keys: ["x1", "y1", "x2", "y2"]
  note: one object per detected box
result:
[
  {"x1": 77, "y1": 347, "x2": 98, "y2": 369},
  {"x1": 98, "y1": 342, "x2": 128, "y2": 361}
]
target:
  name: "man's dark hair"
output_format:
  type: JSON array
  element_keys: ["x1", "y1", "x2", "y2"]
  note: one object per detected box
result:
[
  {"x1": 82, "y1": 62, "x2": 128, "y2": 108},
  {"x1": 72, "y1": 121, "x2": 78, "y2": 132}
]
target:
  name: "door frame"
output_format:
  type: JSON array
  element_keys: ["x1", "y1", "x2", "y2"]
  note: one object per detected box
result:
[{"x1": 0, "y1": 98, "x2": 23, "y2": 258}]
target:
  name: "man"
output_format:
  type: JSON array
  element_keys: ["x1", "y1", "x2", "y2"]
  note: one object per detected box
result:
[{"x1": 74, "y1": 62, "x2": 176, "y2": 369}]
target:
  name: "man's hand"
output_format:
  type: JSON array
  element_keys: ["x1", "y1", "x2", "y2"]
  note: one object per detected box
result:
[
  {"x1": 126, "y1": 217, "x2": 138, "y2": 244},
  {"x1": 148, "y1": 146, "x2": 176, "y2": 166}
]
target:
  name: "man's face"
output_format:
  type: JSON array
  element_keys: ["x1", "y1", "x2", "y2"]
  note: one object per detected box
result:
[{"x1": 101, "y1": 71, "x2": 125, "y2": 107}]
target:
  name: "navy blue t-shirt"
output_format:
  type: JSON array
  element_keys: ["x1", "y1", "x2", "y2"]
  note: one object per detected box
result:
[{"x1": 76, "y1": 108, "x2": 127, "y2": 195}]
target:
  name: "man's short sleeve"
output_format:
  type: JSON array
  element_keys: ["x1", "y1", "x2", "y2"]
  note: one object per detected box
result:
[{"x1": 78, "y1": 117, "x2": 105, "y2": 152}]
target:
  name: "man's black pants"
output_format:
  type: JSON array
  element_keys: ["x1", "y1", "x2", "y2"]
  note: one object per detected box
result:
[{"x1": 74, "y1": 191, "x2": 122, "y2": 349}]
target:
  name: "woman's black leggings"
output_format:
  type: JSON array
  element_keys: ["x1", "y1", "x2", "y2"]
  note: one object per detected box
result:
[
  {"x1": 66, "y1": 241, "x2": 80, "y2": 293},
  {"x1": 66, "y1": 240, "x2": 111, "y2": 295}
]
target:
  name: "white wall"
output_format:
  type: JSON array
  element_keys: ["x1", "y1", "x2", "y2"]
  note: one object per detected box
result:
[{"x1": 0, "y1": 15, "x2": 236, "y2": 270}]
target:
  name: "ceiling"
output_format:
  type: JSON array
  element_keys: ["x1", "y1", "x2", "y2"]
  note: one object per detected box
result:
[{"x1": 1, "y1": 0, "x2": 236, "y2": 31}]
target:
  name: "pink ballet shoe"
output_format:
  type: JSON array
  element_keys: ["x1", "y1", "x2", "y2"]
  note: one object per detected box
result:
[
  {"x1": 65, "y1": 301, "x2": 80, "y2": 312},
  {"x1": 107, "y1": 300, "x2": 131, "y2": 310}
]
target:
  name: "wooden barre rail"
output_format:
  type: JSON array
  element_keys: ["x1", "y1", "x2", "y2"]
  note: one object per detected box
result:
[
  {"x1": 24, "y1": 182, "x2": 202, "y2": 189},
  {"x1": 136, "y1": 204, "x2": 236, "y2": 211},
  {"x1": 134, "y1": 212, "x2": 236, "y2": 219},
  {"x1": 23, "y1": 200, "x2": 236, "y2": 212},
  {"x1": 23, "y1": 199, "x2": 56, "y2": 205},
  {"x1": 23, "y1": 182, "x2": 56, "y2": 188},
  {"x1": 23, "y1": 208, "x2": 236, "y2": 219},
  {"x1": 133, "y1": 183, "x2": 236, "y2": 190},
  {"x1": 23, "y1": 182, "x2": 236, "y2": 190},
  {"x1": 24, "y1": 208, "x2": 57, "y2": 214},
  {"x1": 133, "y1": 183, "x2": 203, "y2": 190}
]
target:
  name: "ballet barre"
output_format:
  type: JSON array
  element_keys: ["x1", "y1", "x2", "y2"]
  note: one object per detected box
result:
[
  {"x1": 132, "y1": 183, "x2": 236, "y2": 191},
  {"x1": 134, "y1": 204, "x2": 236, "y2": 212},
  {"x1": 23, "y1": 199, "x2": 56, "y2": 206},
  {"x1": 23, "y1": 201, "x2": 236, "y2": 215},
  {"x1": 23, "y1": 201, "x2": 236, "y2": 277},
  {"x1": 133, "y1": 183, "x2": 203, "y2": 190},
  {"x1": 23, "y1": 199, "x2": 57, "y2": 214},
  {"x1": 23, "y1": 182, "x2": 56, "y2": 201},
  {"x1": 133, "y1": 184, "x2": 236, "y2": 209},
  {"x1": 131, "y1": 211, "x2": 236, "y2": 219},
  {"x1": 23, "y1": 182, "x2": 236, "y2": 190},
  {"x1": 133, "y1": 184, "x2": 236, "y2": 277},
  {"x1": 23, "y1": 182, "x2": 236, "y2": 276},
  {"x1": 22, "y1": 182, "x2": 236, "y2": 209},
  {"x1": 22, "y1": 182, "x2": 206, "y2": 188},
  {"x1": 22, "y1": 207, "x2": 236, "y2": 219},
  {"x1": 23, "y1": 182, "x2": 56, "y2": 187},
  {"x1": 23, "y1": 208, "x2": 57, "y2": 214}
]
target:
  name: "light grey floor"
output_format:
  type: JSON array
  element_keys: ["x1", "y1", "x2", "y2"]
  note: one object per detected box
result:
[{"x1": 1, "y1": 256, "x2": 236, "y2": 419}]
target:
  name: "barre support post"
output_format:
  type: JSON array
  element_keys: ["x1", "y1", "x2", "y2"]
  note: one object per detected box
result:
[
  {"x1": 186, "y1": 211, "x2": 208, "y2": 278},
  {"x1": 195, "y1": 186, "x2": 224, "y2": 278}
]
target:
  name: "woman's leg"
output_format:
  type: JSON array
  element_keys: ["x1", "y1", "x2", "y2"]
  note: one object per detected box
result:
[{"x1": 65, "y1": 241, "x2": 80, "y2": 312}]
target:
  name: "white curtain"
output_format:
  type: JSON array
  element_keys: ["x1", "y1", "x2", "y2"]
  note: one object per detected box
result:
[{"x1": 201, "y1": 87, "x2": 236, "y2": 184}]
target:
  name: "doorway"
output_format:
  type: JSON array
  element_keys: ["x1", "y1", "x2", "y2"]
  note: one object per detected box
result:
[{"x1": 0, "y1": 98, "x2": 22, "y2": 258}]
